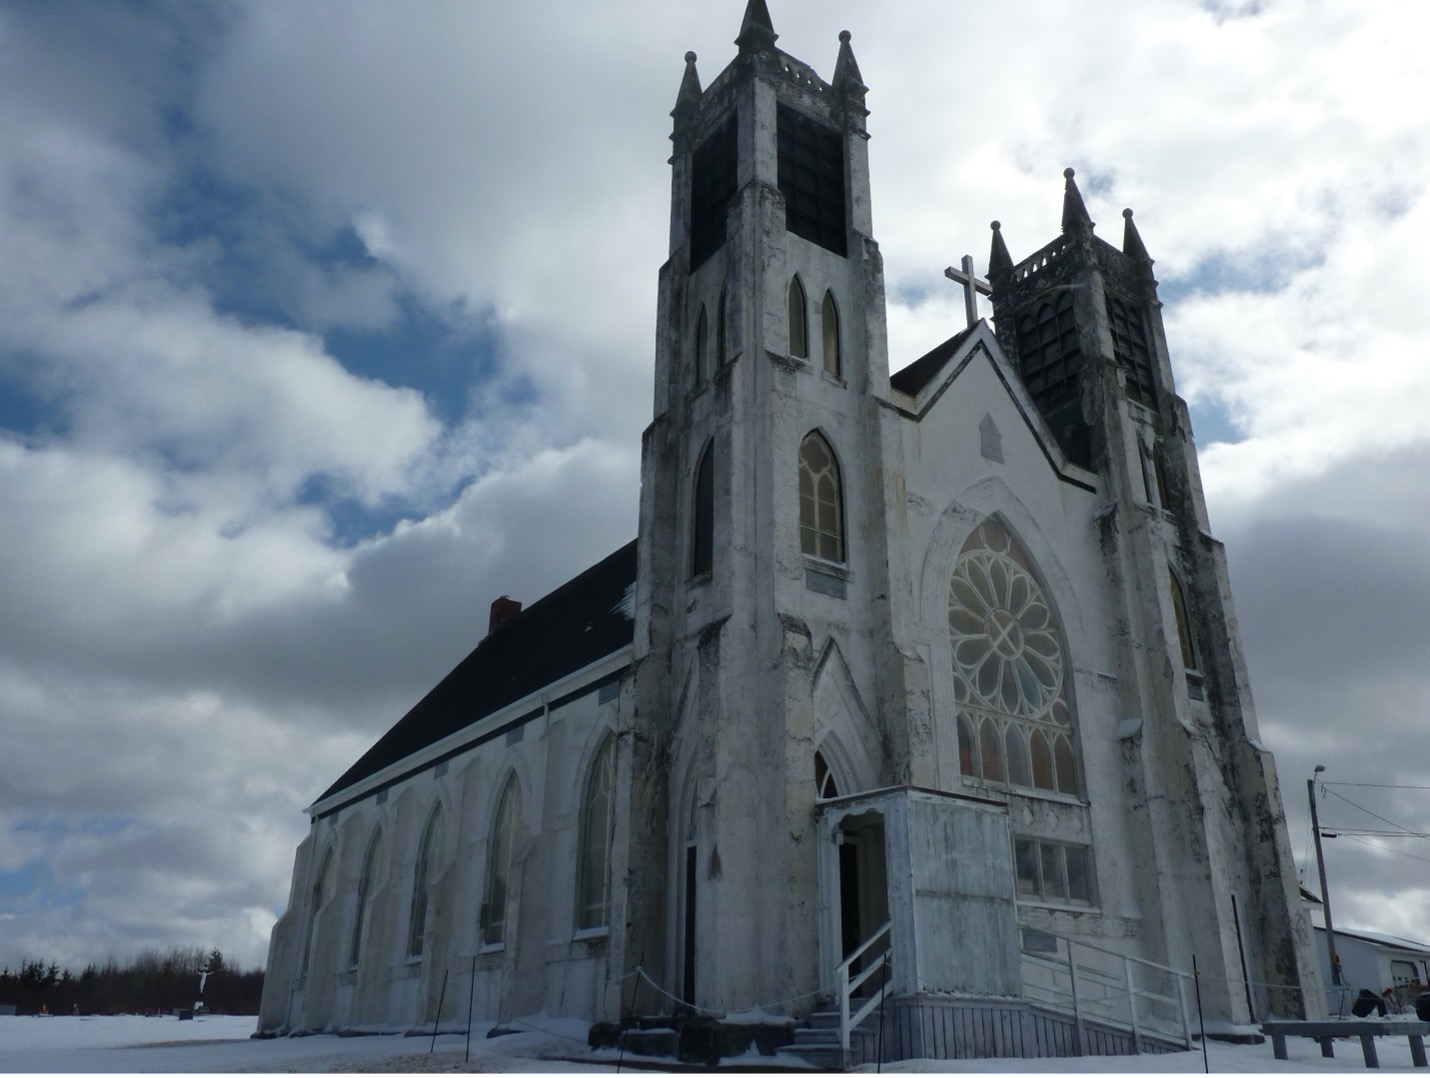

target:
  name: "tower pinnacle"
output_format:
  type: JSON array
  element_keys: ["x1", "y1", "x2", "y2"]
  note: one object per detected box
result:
[
  {"x1": 674, "y1": 50, "x2": 702, "y2": 116},
  {"x1": 833, "y1": 29, "x2": 866, "y2": 96},
  {"x1": 1122, "y1": 207, "x2": 1152, "y2": 267},
  {"x1": 1061, "y1": 167, "x2": 1094, "y2": 235},
  {"x1": 736, "y1": 0, "x2": 778, "y2": 53}
]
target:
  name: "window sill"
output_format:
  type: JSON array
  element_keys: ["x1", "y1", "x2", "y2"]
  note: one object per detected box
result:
[
  {"x1": 820, "y1": 369, "x2": 847, "y2": 388},
  {"x1": 477, "y1": 942, "x2": 505, "y2": 956},
  {"x1": 801, "y1": 556, "x2": 851, "y2": 579},
  {"x1": 573, "y1": 926, "x2": 609, "y2": 943},
  {"x1": 685, "y1": 571, "x2": 712, "y2": 589},
  {"x1": 1017, "y1": 898, "x2": 1098, "y2": 914}
]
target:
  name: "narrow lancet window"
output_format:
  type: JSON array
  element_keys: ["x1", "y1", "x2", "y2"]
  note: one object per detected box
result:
[
  {"x1": 693, "y1": 304, "x2": 709, "y2": 387},
  {"x1": 577, "y1": 737, "x2": 616, "y2": 931},
  {"x1": 822, "y1": 291, "x2": 841, "y2": 376},
  {"x1": 788, "y1": 277, "x2": 808, "y2": 358},
  {"x1": 349, "y1": 830, "x2": 382, "y2": 967},
  {"x1": 798, "y1": 432, "x2": 845, "y2": 563},
  {"x1": 692, "y1": 442, "x2": 714, "y2": 576},
  {"x1": 301, "y1": 849, "x2": 332, "y2": 978},
  {"x1": 482, "y1": 776, "x2": 522, "y2": 946},
  {"x1": 408, "y1": 808, "x2": 442, "y2": 957}
]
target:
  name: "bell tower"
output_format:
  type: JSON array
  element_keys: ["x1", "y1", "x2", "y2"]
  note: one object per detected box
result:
[
  {"x1": 625, "y1": 0, "x2": 906, "y2": 1014},
  {"x1": 988, "y1": 173, "x2": 1324, "y2": 1022}
]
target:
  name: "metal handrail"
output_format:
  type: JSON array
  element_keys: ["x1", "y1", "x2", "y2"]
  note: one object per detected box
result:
[
  {"x1": 835, "y1": 921, "x2": 892, "y2": 1059},
  {"x1": 1021, "y1": 932, "x2": 1194, "y2": 1052}
]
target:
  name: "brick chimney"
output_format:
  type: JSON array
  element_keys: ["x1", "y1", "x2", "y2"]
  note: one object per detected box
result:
[{"x1": 488, "y1": 595, "x2": 522, "y2": 636}]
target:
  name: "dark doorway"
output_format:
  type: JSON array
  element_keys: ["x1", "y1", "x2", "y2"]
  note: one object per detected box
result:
[{"x1": 682, "y1": 844, "x2": 698, "y2": 1005}]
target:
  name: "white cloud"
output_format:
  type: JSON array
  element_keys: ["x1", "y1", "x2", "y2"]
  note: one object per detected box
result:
[{"x1": 2, "y1": 0, "x2": 1429, "y2": 972}]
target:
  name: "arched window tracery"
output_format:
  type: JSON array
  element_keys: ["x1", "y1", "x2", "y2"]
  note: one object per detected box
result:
[
  {"x1": 814, "y1": 750, "x2": 840, "y2": 799},
  {"x1": 798, "y1": 432, "x2": 844, "y2": 563},
  {"x1": 949, "y1": 517, "x2": 1081, "y2": 797}
]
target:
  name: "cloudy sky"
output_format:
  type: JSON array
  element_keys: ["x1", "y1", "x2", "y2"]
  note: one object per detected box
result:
[{"x1": 2, "y1": 0, "x2": 1427, "y2": 975}]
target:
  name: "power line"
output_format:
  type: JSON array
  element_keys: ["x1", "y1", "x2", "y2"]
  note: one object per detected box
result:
[
  {"x1": 1322, "y1": 787, "x2": 1430, "y2": 843},
  {"x1": 1325, "y1": 781, "x2": 1430, "y2": 791},
  {"x1": 1339, "y1": 833, "x2": 1430, "y2": 867}
]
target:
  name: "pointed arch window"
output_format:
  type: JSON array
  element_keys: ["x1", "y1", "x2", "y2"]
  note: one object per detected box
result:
[
  {"x1": 693, "y1": 304, "x2": 709, "y2": 387},
  {"x1": 1169, "y1": 571, "x2": 1204, "y2": 700},
  {"x1": 822, "y1": 291, "x2": 841, "y2": 377},
  {"x1": 408, "y1": 807, "x2": 442, "y2": 957},
  {"x1": 301, "y1": 848, "x2": 333, "y2": 978},
  {"x1": 716, "y1": 286, "x2": 728, "y2": 366},
  {"x1": 577, "y1": 737, "x2": 616, "y2": 931},
  {"x1": 798, "y1": 432, "x2": 844, "y2": 563},
  {"x1": 788, "y1": 276, "x2": 809, "y2": 358},
  {"x1": 949, "y1": 518, "x2": 1081, "y2": 797},
  {"x1": 349, "y1": 830, "x2": 382, "y2": 968},
  {"x1": 692, "y1": 442, "x2": 714, "y2": 577},
  {"x1": 481, "y1": 776, "x2": 522, "y2": 946}
]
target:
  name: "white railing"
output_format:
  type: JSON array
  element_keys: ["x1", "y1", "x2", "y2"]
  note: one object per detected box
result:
[
  {"x1": 836, "y1": 920, "x2": 893, "y2": 1060},
  {"x1": 1021, "y1": 932, "x2": 1193, "y2": 1053}
]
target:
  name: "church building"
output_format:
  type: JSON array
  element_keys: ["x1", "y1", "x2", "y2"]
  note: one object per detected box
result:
[{"x1": 259, "y1": 3, "x2": 1324, "y2": 1062}]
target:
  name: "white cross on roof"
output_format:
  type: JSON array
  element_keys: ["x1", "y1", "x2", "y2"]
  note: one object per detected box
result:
[{"x1": 944, "y1": 255, "x2": 992, "y2": 329}]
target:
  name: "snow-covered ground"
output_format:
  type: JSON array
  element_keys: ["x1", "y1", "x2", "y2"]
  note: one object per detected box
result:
[{"x1": 1, "y1": 1013, "x2": 1428, "y2": 1072}]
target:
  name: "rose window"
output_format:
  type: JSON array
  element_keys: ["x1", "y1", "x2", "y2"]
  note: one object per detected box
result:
[{"x1": 950, "y1": 518, "x2": 1078, "y2": 795}]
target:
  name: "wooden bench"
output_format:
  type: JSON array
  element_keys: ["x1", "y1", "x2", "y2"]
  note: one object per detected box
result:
[{"x1": 1261, "y1": 1020, "x2": 1430, "y2": 1069}]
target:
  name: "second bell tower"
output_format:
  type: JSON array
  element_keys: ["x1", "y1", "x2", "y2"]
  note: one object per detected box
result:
[{"x1": 627, "y1": 0, "x2": 905, "y2": 1013}]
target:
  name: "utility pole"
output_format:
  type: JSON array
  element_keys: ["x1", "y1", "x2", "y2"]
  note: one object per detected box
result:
[{"x1": 1308, "y1": 765, "x2": 1342, "y2": 986}]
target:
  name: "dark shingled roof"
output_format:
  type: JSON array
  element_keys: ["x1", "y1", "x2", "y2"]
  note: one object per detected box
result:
[
  {"x1": 889, "y1": 322, "x2": 979, "y2": 397},
  {"x1": 316, "y1": 539, "x2": 638, "y2": 804}
]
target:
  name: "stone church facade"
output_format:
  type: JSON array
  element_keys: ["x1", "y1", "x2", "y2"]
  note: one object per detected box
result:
[{"x1": 260, "y1": 2, "x2": 1324, "y2": 1057}]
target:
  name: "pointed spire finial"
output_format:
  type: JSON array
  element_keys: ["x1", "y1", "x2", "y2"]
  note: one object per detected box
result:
[
  {"x1": 1122, "y1": 207, "x2": 1152, "y2": 265},
  {"x1": 1061, "y1": 167, "x2": 1094, "y2": 235},
  {"x1": 833, "y1": 29, "x2": 866, "y2": 96},
  {"x1": 736, "y1": 0, "x2": 778, "y2": 53},
  {"x1": 988, "y1": 220, "x2": 1013, "y2": 278},
  {"x1": 674, "y1": 50, "x2": 702, "y2": 114}
]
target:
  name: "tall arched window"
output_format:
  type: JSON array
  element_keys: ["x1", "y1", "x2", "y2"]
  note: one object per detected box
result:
[
  {"x1": 482, "y1": 776, "x2": 522, "y2": 946},
  {"x1": 692, "y1": 442, "x2": 714, "y2": 577},
  {"x1": 576, "y1": 737, "x2": 616, "y2": 931},
  {"x1": 408, "y1": 807, "x2": 442, "y2": 957},
  {"x1": 693, "y1": 304, "x2": 709, "y2": 387},
  {"x1": 301, "y1": 848, "x2": 333, "y2": 978},
  {"x1": 822, "y1": 291, "x2": 841, "y2": 376},
  {"x1": 949, "y1": 517, "x2": 1080, "y2": 796},
  {"x1": 1169, "y1": 572, "x2": 1198, "y2": 673},
  {"x1": 349, "y1": 829, "x2": 382, "y2": 968},
  {"x1": 716, "y1": 286, "x2": 728, "y2": 366},
  {"x1": 798, "y1": 432, "x2": 844, "y2": 563},
  {"x1": 788, "y1": 276, "x2": 809, "y2": 358}
]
